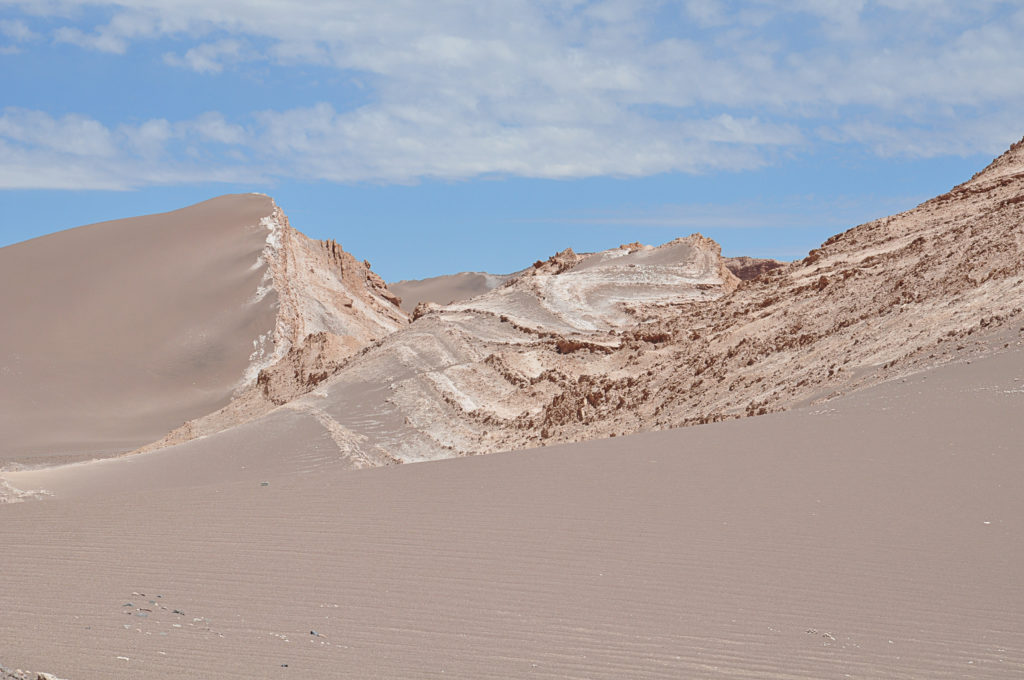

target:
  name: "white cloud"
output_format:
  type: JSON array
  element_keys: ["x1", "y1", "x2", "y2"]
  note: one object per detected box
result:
[
  {"x1": 684, "y1": 0, "x2": 729, "y2": 27},
  {"x1": 119, "y1": 118, "x2": 172, "y2": 156},
  {"x1": 0, "y1": 108, "x2": 260, "y2": 189},
  {"x1": 0, "y1": 108, "x2": 119, "y2": 156},
  {"x1": 187, "y1": 111, "x2": 247, "y2": 145},
  {"x1": 0, "y1": 1, "x2": 1022, "y2": 188},
  {"x1": 52, "y1": 10, "x2": 165, "y2": 53}
]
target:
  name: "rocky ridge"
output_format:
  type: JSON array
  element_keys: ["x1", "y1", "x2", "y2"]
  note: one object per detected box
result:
[
  {"x1": 253, "y1": 138, "x2": 1024, "y2": 461},
  {"x1": 138, "y1": 199, "x2": 408, "y2": 453},
  {"x1": 127, "y1": 137, "x2": 1024, "y2": 465}
]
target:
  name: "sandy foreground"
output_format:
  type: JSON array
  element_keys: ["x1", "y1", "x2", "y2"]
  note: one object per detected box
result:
[{"x1": 1, "y1": 343, "x2": 1021, "y2": 679}]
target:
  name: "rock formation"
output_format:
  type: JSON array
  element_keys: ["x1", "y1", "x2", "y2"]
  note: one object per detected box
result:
[
  {"x1": 136, "y1": 199, "x2": 408, "y2": 453},
  {"x1": 169, "y1": 137, "x2": 1024, "y2": 463},
  {"x1": 8, "y1": 138, "x2": 1024, "y2": 471},
  {"x1": 723, "y1": 256, "x2": 785, "y2": 281}
]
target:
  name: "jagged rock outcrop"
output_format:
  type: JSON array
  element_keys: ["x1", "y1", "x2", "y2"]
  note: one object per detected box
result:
[
  {"x1": 496, "y1": 135, "x2": 1024, "y2": 444},
  {"x1": 242, "y1": 202, "x2": 407, "y2": 385},
  {"x1": 223, "y1": 232, "x2": 749, "y2": 462},
  {"x1": 120, "y1": 137, "x2": 1024, "y2": 468},
  {"x1": 724, "y1": 256, "x2": 785, "y2": 281},
  {"x1": 446, "y1": 236, "x2": 739, "y2": 336},
  {"x1": 211, "y1": 137, "x2": 1024, "y2": 463},
  {"x1": 137, "y1": 200, "x2": 408, "y2": 453}
]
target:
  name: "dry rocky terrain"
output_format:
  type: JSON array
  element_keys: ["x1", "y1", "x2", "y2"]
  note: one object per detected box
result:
[
  {"x1": 124, "y1": 137, "x2": 1024, "y2": 466},
  {"x1": 3, "y1": 140, "x2": 1022, "y2": 475}
]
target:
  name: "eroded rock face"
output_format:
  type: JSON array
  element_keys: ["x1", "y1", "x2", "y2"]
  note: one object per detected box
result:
[
  {"x1": 256, "y1": 137, "x2": 1024, "y2": 462},
  {"x1": 243, "y1": 204, "x2": 407, "y2": 386},
  {"x1": 253, "y1": 232, "x2": 751, "y2": 461},
  {"x1": 446, "y1": 235, "x2": 740, "y2": 335},
  {"x1": 137, "y1": 201, "x2": 409, "y2": 454},
  {"x1": 137, "y1": 136, "x2": 1024, "y2": 466},
  {"x1": 724, "y1": 256, "x2": 785, "y2": 281}
]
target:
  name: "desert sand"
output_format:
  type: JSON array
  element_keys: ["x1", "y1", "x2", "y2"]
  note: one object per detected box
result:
[
  {"x1": 1, "y1": 139, "x2": 1023, "y2": 678},
  {"x1": 1, "y1": 345, "x2": 1022, "y2": 679}
]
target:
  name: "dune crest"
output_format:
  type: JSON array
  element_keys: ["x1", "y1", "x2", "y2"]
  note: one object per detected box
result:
[
  {"x1": 0, "y1": 194, "x2": 405, "y2": 468},
  {"x1": 0, "y1": 194, "x2": 277, "y2": 466},
  {"x1": 134, "y1": 200, "x2": 409, "y2": 454}
]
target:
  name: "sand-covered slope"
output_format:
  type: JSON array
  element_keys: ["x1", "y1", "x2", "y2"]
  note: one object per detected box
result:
[
  {"x1": 1, "y1": 341, "x2": 1021, "y2": 679},
  {"x1": 389, "y1": 271, "x2": 514, "y2": 314},
  {"x1": 0, "y1": 195, "x2": 277, "y2": 466},
  {"x1": 0, "y1": 195, "x2": 406, "y2": 468}
]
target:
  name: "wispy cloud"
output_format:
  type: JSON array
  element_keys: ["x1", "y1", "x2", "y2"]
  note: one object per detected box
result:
[
  {"x1": 0, "y1": 18, "x2": 39, "y2": 42},
  {"x1": 0, "y1": 107, "x2": 260, "y2": 189},
  {"x1": 163, "y1": 38, "x2": 247, "y2": 73}
]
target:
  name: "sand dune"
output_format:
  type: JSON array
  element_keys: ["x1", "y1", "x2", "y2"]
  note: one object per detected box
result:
[
  {"x1": 389, "y1": 270, "x2": 515, "y2": 314},
  {"x1": 0, "y1": 194, "x2": 278, "y2": 466},
  {"x1": 1, "y1": 344, "x2": 1021, "y2": 678},
  {"x1": 0, "y1": 195, "x2": 407, "y2": 468}
]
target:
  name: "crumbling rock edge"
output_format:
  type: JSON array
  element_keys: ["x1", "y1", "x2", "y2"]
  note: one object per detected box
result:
[{"x1": 137, "y1": 199, "x2": 409, "y2": 455}]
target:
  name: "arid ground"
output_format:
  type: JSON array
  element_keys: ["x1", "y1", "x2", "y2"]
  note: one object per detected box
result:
[{"x1": 2, "y1": 139, "x2": 1023, "y2": 679}]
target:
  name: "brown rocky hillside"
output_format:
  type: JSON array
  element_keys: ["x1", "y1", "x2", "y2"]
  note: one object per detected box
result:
[{"x1": 123, "y1": 137, "x2": 1024, "y2": 465}]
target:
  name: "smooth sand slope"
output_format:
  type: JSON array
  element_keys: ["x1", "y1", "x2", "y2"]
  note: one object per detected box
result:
[
  {"x1": 0, "y1": 195, "x2": 278, "y2": 467},
  {"x1": 0, "y1": 194, "x2": 408, "y2": 470},
  {"x1": 1, "y1": 345, "x2": 1022, "y2": 679},
  {"x1": 389, "y1": 271, "x2": 514, "y2": 314}
]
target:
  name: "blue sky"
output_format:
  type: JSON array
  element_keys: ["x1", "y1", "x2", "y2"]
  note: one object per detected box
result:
[{"x1": 1, "y1": 1, "x2": 1022, "y2": 281}]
